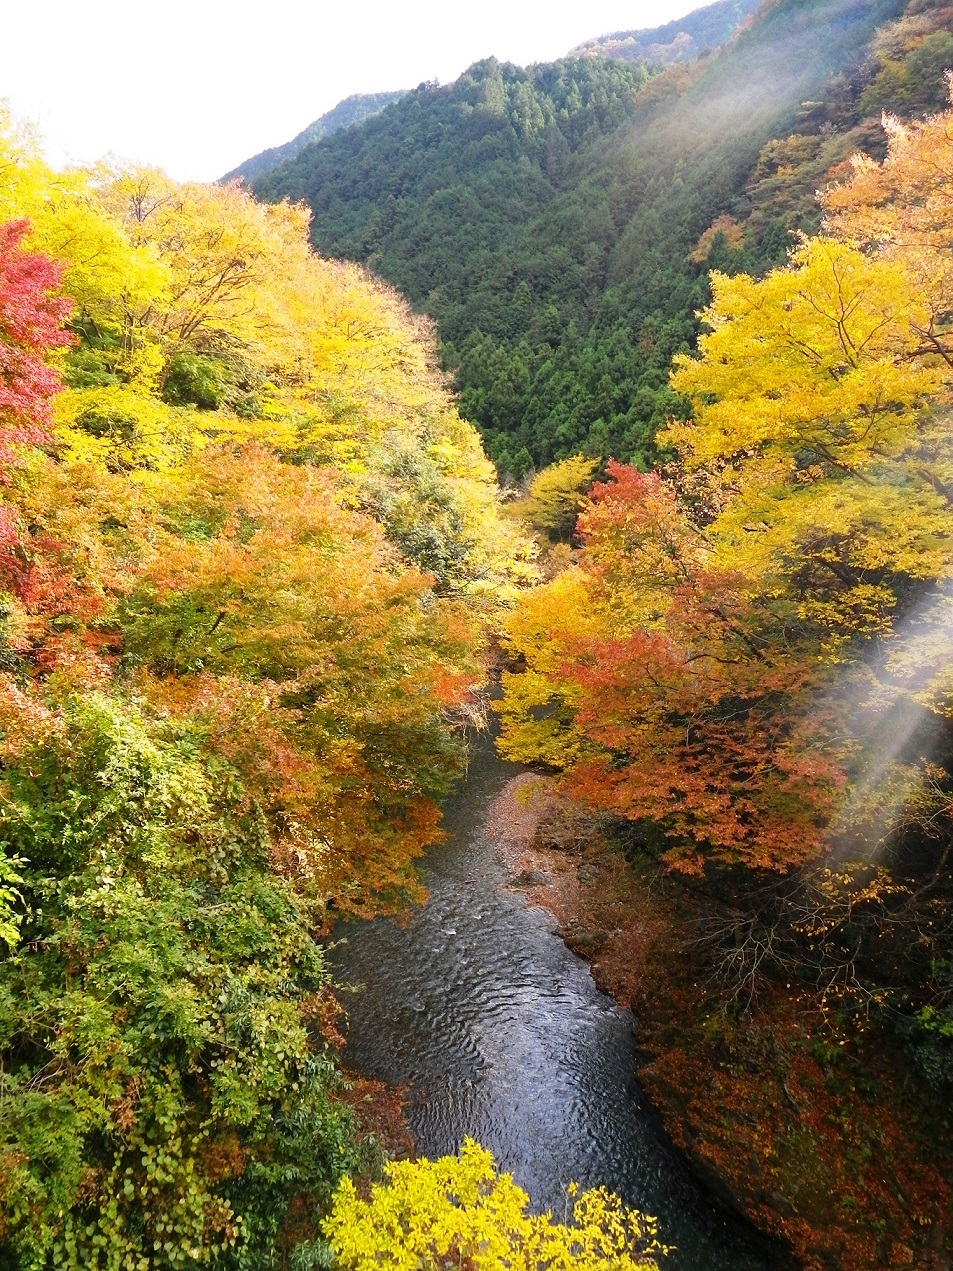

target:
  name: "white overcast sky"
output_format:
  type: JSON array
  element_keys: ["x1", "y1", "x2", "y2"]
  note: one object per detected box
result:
[{"x1": 2, "y1": 1, "x2": 699, "y2": 182}]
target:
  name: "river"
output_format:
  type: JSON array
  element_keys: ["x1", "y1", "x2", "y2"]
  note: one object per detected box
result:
[{"x1": 325, "y1": 728, "x2": 783, "y2": 1270}]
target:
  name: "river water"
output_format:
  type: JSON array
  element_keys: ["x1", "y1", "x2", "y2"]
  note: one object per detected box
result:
[{"x1": 326, "y1": 730, "x2": 781, "y2": 1270}]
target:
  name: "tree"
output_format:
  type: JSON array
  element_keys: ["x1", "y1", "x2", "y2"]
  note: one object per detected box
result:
[
  {"x1": 497, "y1": 462, "x2": 844, "y2": 874},
  {"x1": 0, "y1": 106, "x2": 531, "y2": 1266},
  {"x1": 522, "y1": 453, "x2": 599, "y2": 540},
  {"x1": 324, "y1": 1140, "x2": 667, "y2": 1271},
  {"x1": 0, "y1": 220, "x2": 73, "y2": 944},
  {"x1": 666, "y1": 238, "x2": 943, "y2": 478},
  {"x1": 0, "y1": 696, "x2": 360, "y2": 1269},
  {"x1": 822, "y1": 83, "x2": 953, "y2": 386},
  {"x1": 119, "y1": 443, "x2": 480, "y2": 913},
  {"x1": 0, "y1": 219, "x2": 71, "y2": 480},
  {"x1": 499, "y1": 94, "x2": 953, "y2": 873}
]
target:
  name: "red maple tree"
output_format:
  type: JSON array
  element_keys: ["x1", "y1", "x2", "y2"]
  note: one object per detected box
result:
[{"x1": 0, "y1": 219, "x2": 72, "y2": 477}]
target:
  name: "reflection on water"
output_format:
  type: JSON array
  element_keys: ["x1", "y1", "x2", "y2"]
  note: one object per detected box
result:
[{"x1": 326, "y1": 732, "x2": 782, "y2": 1271}]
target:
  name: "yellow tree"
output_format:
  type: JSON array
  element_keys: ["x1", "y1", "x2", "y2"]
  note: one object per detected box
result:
[
  {"x1": 325, "y1": 1140, "x2": 667, "y2": 1271},
  {"x1": 0, "y1": 109, "x2": 168, "y2": 345},
  {"x1": 667, "y1": 238, "x2": 944, "y2": 477},
  {"x1": 0, "y1": 122, "x2": 532, "y2": 600},
  {"x1": 822, "y1": 86, "x2": 953, "y2": 377},
  {"x1": 666, "y1": 236, "x2": 953, "y2": 650},
  {"x1": 522, "y1": 454, "x2": 600, "y2": 540},
  {"x1": 0, "y1": 110, "x2": 528, "y2": 910}
]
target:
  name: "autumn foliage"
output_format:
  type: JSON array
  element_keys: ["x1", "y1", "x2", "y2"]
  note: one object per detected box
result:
[
  {"x1": 2, "y1": 34, "x2": 953, "y2": 1271},
  {"x1": 496, "y1": 92, "x2": 953, "y2": 1265},
  {"x1": 499, "y1": 97, "x2": 953, "y2": 881},
  {"x1": 0, "y1": 220, "x2": 71, "y2": 458},
  {"x1": 325, "y1": 1140, "x2": 667, "y2": 1271},
  {"x1": 0, "y1": 112, "x2": 532, "y2": 1270},
  {"x1": 498, "y1": 462, "x2": 843, "y2": 872}
]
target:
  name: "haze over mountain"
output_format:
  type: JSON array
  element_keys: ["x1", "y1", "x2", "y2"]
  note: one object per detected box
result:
[{"x1": 570, "y1": 0, "x2": 761, "y2": 64}]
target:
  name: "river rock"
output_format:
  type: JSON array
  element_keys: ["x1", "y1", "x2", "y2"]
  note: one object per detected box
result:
[
  {"x1": 560, "y1": 921, "x2": 609, "y2": 955},
  {"x1": 522, "y1": 867, "x2": 552, "y2": 886}
]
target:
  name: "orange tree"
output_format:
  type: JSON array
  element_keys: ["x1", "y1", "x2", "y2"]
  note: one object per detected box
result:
[{"x1": 497, "y1": 460, "x2": 844, "y2": 875}]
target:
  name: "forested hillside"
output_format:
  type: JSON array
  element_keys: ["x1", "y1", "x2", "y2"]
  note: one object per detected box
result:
[
  {"x1": 222, "y1": 91, "x2": 406, "y2": 185},
  {"x1": 255, "y1": 0, "x2": 950, "y2": 478},
  {"x1": 249, "y1": 2, "x2": 953, "y2": 1259},
  {"x1": 4, "y1": 0, "x2": 953, "y2": 1264}
]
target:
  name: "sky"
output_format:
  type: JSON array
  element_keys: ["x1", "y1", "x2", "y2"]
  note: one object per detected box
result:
[{"x1": 1, "y1": 0, "x2": 699, "y2": 182}]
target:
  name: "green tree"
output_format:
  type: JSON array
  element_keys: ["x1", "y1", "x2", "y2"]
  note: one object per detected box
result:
[{"x1": 0, "y1": 696, "x2": 359, "y2": 1269}]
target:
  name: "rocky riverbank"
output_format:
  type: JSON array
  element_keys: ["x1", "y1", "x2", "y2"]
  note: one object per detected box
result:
[{"x1": 485, "y1": 775, "x2": 952, "y2": 1271}]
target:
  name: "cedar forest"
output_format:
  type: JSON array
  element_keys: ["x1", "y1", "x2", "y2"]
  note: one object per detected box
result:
[{"x1": 1, "y1": 0, "x2": 952, "y2": 1267}]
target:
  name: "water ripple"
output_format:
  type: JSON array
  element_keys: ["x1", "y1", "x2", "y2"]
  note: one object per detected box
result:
[{"x1": 326, "y1": 735, "x2": 783, "y2": 1270}]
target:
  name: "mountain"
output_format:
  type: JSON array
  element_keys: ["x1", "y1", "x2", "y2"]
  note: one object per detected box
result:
[
  {"x1": 254, "y1": 0, "x2": 948, "y2": 478},
  {"x1": 570, "y1": 0, "x2": 762, "y2": 65},
  {"x1": 221, "y1": 90, "x2": 406, "y2": 184},
  {"x1": 224, "y1": 1, "x2": 754, "y2": 190}
]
